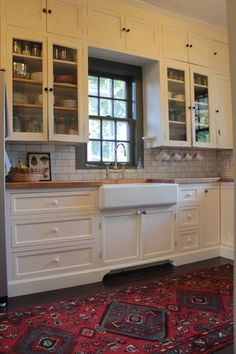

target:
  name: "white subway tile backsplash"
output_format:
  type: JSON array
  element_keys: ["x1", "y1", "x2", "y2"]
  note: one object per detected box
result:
[{"x1": 6, "y1": 144, "x2": 233, "y2": 180}]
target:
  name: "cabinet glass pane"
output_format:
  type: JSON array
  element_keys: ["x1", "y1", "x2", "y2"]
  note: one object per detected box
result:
[
  {"x1": 167, "y1": 68, "x2": 187, "y2": 141},
  {"x1": 193, "y1": 73, "x2": 210, "y2": 143},
  {"x1": 53, "y1": 44, "x2": 78, "y2": 136},
  {"x1": 12, "y1": 38, "x2": 43, "y2": 133}
]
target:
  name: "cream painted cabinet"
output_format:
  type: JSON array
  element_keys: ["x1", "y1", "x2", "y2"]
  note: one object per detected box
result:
[
  {"x1": 101, "y1": 206, "x2": 175, "y2": 266},
  {"x1": 5, "y1": 0, "x2": 82, "y2": 38},
  {"x1": 86, "y1": 4, "x2": 159, "y2": 58},
  {"x1": 201, "y1": 185, "x2": 220, "y2": 247},
  {"x1": 101, "y1": 210, "x2": 140, "y2": 266},
  {"x1": 160, "y1": 61, "x2": 215, "y2": 148},
  {"x1": 214, "y1": 75, "x2": 233, "y2": 149},
  {"x1": 6, "y1": 32, "x2": 88, "y2": 143},
  {"x1": 162, "y1": 27, "x2": 212, "y2": 67},
  {"x1": 141, "y1": 208, "x2": 175, "y2": 259},
  {"x1": 221, "y1": 183, "x2": 234, "y2": 249},
  {"x1": 213, "y1": 40, "x2": 230, "y2": 73}
]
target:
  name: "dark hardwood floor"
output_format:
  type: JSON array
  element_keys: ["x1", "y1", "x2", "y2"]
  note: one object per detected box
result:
[{"x1": 5, "y1": 257, "x2": 234, "y2": 353}]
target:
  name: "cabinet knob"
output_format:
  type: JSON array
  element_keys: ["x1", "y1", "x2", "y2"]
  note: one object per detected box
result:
[
  {"x1": 53, "y1": 257, "x2": 60, "y2": 263},
  {"x1": 188, "y1": 106, "x2": 192, "y2": 110},
  {"x1": 218, "y1": 129, "x2": 221, "y2": 136},
  {"x1": 52, "y1": 227, "x2": 59, "y2": 234},
  {"x1": 136, "y1": 210, "x2": 141, "y2": 215},
  {"x1": 186, "y1": 44, "x2": 189, "y2": 47},
  {"x1": 42, "y1": 8, "x2": 47, "y2": 13},
  {"x1": 126, "y1": 28, "x2": 130, "y2": 32},
  {"x1": 142, "y1": 210, "x2": 146, "y2": 215},
  {"x1": 189, "y1": 44, "x2": 193, "y2": 48},
  {"x1": 49, "y1": 88, "x2": 54, "y2": 92},
  {"x1": 44, "y1": 87, "x2": 48, "y2": 92},
  {"x1": 192, "y1": 106, "x2": 195, "y2": 110},
  {"x1": 205, "y1": 189, "x2": 208, "y2": 194},
  {"x1": 216, "y1": 109, "x2": 219, "y2": 113},
  {"x1": 122, "y1": 27, "x2": 126, "y2": 31},
  {"x1": 48, "y1": 9, "x2": 52, "y2": 14},
  {"x1": 214, "y1": 52, "x2": 217, "y2": 55},
  {"x1": 52, "y1": 199, "x2": 58, "y2": 206}
]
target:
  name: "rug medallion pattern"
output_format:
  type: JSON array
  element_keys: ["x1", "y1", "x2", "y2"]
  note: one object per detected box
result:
[{"x1": 0, "y1": 263, "x2": 233, "y2": 353}]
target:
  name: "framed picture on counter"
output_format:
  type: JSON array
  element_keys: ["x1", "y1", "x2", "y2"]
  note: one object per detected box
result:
[{"x1": 28, "y1": 152, "x2": 51, "y2": 181}]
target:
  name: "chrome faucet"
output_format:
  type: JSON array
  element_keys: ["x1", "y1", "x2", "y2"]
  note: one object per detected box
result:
[{"x1": 114, "y1": 143, "x2": 126, "y2": 169}]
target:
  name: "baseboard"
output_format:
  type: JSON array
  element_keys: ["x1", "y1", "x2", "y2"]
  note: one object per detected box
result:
[
  {"x1": 220, "y1": 246, "x2": 234, "y2": 260},
  {"x1": 170, "y1": 247, "x2": 221, "y2": 266}
]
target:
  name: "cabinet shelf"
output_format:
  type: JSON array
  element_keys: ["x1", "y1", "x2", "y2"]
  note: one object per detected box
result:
[
  {"x1": 54, "y1": 105, "x2": 77, "y2": 111},
  {"x1": 53, "y1": 59, "x2": 77, "y2": 66},
  {"x1": 13, "y1": 103, "x2": 42, "y2": 109},
  {"x1": 168, "y1": 78, "x2": 184, "y2": 84},
  {"x1": 168, "y1": 97, "x2": 185, "y2": 103},
  {"x1": 54, "y1": 82, "x2": 77, "y2": 88},
  {"x1": 13, "y1": 78, "x2": 42, "y2": 85},
  {"x1": 169, "y1": 120, "x2": 186, "y2": 126},
  {"x1": 194, "y1": 83, "x2": 208, "y2": 88},
  {"x1": 13, "y1": 52, "x2": 42, "y2": 60},
  {"x1": 195, "y1": 101, "x2": 208, "y2": 106}
]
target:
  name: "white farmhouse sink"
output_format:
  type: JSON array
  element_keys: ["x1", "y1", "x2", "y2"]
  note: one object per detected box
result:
[{"x1": 98, "y1": 183, "x2": 178, "y2": 210}]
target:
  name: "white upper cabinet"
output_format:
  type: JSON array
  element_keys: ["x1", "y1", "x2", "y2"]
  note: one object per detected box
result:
[
  {"x1": 86, "y1": 4, "x2": 159, "y2": 58},
  {"x1": 5, "y1": 0, "x2": 82, "y2": 38},
  {"x1": 162, "y1": 27, "x2": 212, "y2": 67},
  {"x1": 6, "y1": 32, "x2": 88, "y2": 143},
  {"x1": 214, "y1": 74, "x2": 233, "y2": 149},
  {"x1": 213, "y1": 40, "x2": 230, "y2": 73}
]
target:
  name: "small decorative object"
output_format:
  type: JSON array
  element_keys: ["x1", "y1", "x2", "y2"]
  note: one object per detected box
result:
[
  {"x1": 28, "y1": 152, "x2": 51, "y2": 181},
  {"x1": 9, "y1": 161, "x2": 43, "y2": 182},
  {"x1": 136, "y1": 158, "x2": 143, "y2": 173},
  {"x1": 195, "y1": 152, "x2": 203, "y2": 161},
  {"x1": 184, "y1": 152, "x2": 192, "y2": 161},
  {"x1": 172, "y1": 152, "x2": 182, "y2": 161}
]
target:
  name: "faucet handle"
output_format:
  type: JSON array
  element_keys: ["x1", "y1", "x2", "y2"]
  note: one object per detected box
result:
[{"x1": 104, "y1": 162, "x2": 111, "y2": 179}]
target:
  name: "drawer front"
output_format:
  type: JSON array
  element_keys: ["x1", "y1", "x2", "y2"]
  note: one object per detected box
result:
[
  {"x1": 179, "y1": 206, "x2": 200, "y2": 228},
  {"x1": 10, "y1": 191, "x2": 96, "y2": 216},
  {"x1": 12, "y1": 216, "x2": 96, "y2": 247},
  {"x1": 179, "y1": 186, "x2": 200, "y2": 203},
  {"x1": 12, "y1": 244, "x2": 96, "y2": 279},
  {"x1": 179, "y1": 229, "x2": 200, "y2": 251}
]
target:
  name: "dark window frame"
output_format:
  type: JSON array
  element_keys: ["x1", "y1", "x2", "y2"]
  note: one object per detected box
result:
[{"x1": 76, "y1": 57, "x2": 143, "y2": 169}]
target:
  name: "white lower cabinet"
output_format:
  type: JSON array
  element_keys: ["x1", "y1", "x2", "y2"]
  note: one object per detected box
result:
[
  {"x1": 101, "y1": 206, "x2": 175, "y2": 266},
  {"x1": 221, "y1": 183, "x2": 234, "y2": 250},
  {"x1": 176, "y1": 183, "x2": 220, "y2": 253},
  {"x1": 6, "y1": 188, "x2": 100, "y2": 296}
]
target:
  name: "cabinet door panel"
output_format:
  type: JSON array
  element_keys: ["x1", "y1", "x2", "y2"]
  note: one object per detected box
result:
[
  {"x1": 6, "y1": 0, "x2": 47, "y2": 32},
  {"x1": 214, "y1": 75, "x2": 233, "y2": 149},
  {"x1": 142, "y1": 208, "x2": 175, "y2": 259},
  {"x1": 221, "y1": 185, "x2": 234, "y2": 248},
  {"x1": 125, "y1": 17, "x2": 158, "y2": 57},
  {"x1": 188, "y1": 33, "x2": 212, "y2": 67},
  {"x1": 87, "y1": 5, "x2": 125, "y2": 48},
  {"x1": 47, "y1": 0, "x2": 81, "y2": 37},
  {"x1": 202, "y1": 186, "x2": 220, "y2": 247},
  {"x1": 162, "y1": 27, "x2": 188, "y2": 62},
  {"x1": 101, "y1": 212, "x2": 139, "y2": 265},
  {"x1": 213, "y1": 41, "x2": 230, "y2": 73}
]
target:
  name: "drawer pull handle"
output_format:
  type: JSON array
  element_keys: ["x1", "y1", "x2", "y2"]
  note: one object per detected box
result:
[
  {"x1": 186, "y1": 192, "x2": 192, "y2": 197},
  {"x1": 187, "y1": 214, "x2": 192, "y2": 219},
  {"x1": 53, "y1": 257, "x2": 60, "y2": 263},
  {"x1": 52, "y1": 200, "x2": 58, "y2": 206},
  {"x1": 52, "y1": 227, "x2": 59, "y2": 234}
]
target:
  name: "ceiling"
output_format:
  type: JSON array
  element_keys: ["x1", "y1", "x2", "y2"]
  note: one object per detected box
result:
[{"x1": 140, "y1": 0, "x2": 227, "y2": 28}]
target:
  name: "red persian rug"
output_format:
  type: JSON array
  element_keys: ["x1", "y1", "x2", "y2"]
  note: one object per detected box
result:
[{"x1": 0, "y1": 264, "x2": 233, "y2": 353}]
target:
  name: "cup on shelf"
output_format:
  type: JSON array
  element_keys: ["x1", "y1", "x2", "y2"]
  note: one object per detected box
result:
[{"x1": 172, "y1": 152, "x2": 182, "y2": 161}]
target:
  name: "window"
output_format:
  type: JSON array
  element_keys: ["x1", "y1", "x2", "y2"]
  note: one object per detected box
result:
[{"x1": 76, "y1": 58, "x2": 143, "y2": 168}]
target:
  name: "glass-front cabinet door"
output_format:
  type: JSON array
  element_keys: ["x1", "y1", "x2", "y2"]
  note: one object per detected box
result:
[
  {"x1": 191, "y1": 68, "x2": 215, "y2": 147},
  {"x1": 48, "y1": 39, "x2": 86, "y2": 143},
  {"x1": 166, "y1": 63, "x2": 191, "y2": 146},
  {"x1": 7, "y1": 35, "x2": 47, "y2": 141}
]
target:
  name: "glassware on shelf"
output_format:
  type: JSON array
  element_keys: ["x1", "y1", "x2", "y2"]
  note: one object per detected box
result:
[
  {"x1": 22, "y1": 42, "x2": 31, "y2": 56},
  {"x1": 13, "y1": 62, "x2": 30, "y2": 78},
  {"x1": 13, "y1": 40, "x2": 21, "y2": 54},
  {"x1": 31, "y1": 44, "x2": 41, "y2": 57}
]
